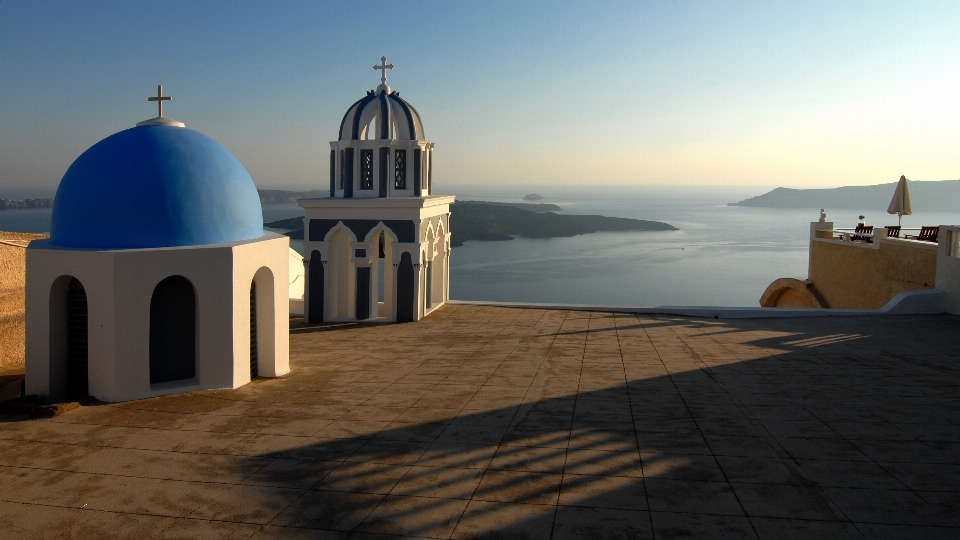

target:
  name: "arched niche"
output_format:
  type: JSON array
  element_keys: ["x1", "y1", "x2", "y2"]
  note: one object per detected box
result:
[
  {"x1": 48, "y1": 275, "x2": 88, "y2": 402},
  {"x1": 149, "y1": 276, "x2": 196, "y2": 385},
  {"x1": 250, "y1": 267, "x2": 275, "y2": 379}
]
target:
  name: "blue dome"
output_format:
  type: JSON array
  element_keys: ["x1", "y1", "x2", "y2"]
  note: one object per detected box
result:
[{"x1": 51, "y1": 125, "x2": 264, "y2": 249}]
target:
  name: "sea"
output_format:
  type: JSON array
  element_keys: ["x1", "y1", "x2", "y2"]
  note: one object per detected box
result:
[{"x1": 6, "y1": 185, "x2": 958, "y2": 307}]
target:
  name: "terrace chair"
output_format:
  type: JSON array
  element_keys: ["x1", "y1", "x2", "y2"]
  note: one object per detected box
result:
[
  {"x1": 851, "y1": 224, "x2": 873, "y2": 243},
  {"x1": 918, "y1": 226, "x2": 939, "y2": 243},
  {"x1": 885, "y1": 226, "x2": 901, "y2": 238}
]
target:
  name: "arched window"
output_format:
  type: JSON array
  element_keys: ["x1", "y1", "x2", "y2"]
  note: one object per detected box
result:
[{"x1": 149, "y1": 276, "x2": 196, "y2": 385}]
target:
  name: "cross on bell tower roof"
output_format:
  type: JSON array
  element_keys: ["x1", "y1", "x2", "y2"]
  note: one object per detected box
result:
[{"x1": 374, "y1": 56, "x2": 394, "y2": 85}]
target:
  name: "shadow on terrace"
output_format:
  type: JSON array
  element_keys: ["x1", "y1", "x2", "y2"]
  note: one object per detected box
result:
[{"x1": 216, "y1": 310, "x2": 960, "y2": 539}]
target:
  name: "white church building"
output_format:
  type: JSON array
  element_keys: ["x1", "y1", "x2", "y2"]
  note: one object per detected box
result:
[
  {"x1": 25, "y1": 88, "x2": 290, "y2": 403},
  {"x1": 299, "y1": 58, "x2": 454, "y2": 323}
]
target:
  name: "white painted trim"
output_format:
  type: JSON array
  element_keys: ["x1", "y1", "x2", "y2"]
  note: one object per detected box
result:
[{"x1": 447, "y1": 289, "x2": 945, "y2": 319}]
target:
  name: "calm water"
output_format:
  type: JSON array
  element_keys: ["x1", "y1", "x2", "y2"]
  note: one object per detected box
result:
[{"x1": 6, "y1": 187, "x2": 958, "y2": 307}]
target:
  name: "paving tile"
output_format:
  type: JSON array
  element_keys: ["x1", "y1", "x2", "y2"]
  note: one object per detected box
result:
[
  {"x1": 272, "y1": 490, "x2": 384, "y2": 531},
  {"x1": 639, "y1": 453, "x2": 724, "y2": 481},
  {"x1": 823, "y1": 487, "x2": 956, "y2": 526},
  {"x1": 557, "y1": 473, "x2": 646, "y2": 510},
  {"x1": 644, "y1": 479, "x2": 744, "y2": 516},
  {"x1": 356, "y1": 495, "x2": 469, "y2": 538},
  {"x1": 489, "y1": 444, "x2": 567, "y2": 474},
  {"x1": 111, "y1": 479, "x2": 232, "y2": 518},
  {"x1": 730, "y1": 482, "x2": 841, "y2": 520},
  {"x1": 750, "y1": 517, "x2": 862, "y2": 540},
  {"x1": 190, "y1": 484, "x2": 305, "y2": 524},
  {"x1": 714, "y1": 454, "x2": 806, "y2": 485},
  {"x1": 0, "y1": 502, "x2": 98, "y2": 540},
  {"x1": 390, "y1": 466, "x2": 485, "y2": 500},
  {"x1": 473, "y1": 470, "x2": 563, "y2": 505},
  {"x1": 317, "y1": 462, "x2": 412, "y2": 495},
  {"x1": 56, "y1": 510, "x2": 179, "y2": 540},
  {"x1": 553, "y1": 506, "x2": 653, "y2": 539},
  {"x1": 450, "y1": 500, "x2": 555, "y2": 540},
  {"x1": 649, "y1": 511, "x2": 757, "y2": 540},
  {"x1": 152, "y1": 517, "x2": 263, "y2": 539},
  {"x1": 241, "y1": 458, "x2": 339, "y2": 489},
  {"x1": 852, "y1": 522, "x2": 960, "y2": 539},
  {"x1": 248, "y1": 525, "x2": 349, "y2": 540}
]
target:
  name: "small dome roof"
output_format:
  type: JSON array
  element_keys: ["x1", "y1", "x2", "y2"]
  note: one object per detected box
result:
[
  {"x1": 338, "y1": 87, "x2": 425, "y2": 141},
  {"x1": 51, "y1": 125, "x2": 263, "y2": 249}
]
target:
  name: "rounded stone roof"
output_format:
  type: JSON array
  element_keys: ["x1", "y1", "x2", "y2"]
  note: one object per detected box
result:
[
  {"x1": 50, "y1": 124, "x2": 263, "y2": 249},
  {"x1": 338, "y1": 86, "x2": 425, "y2": 141}
]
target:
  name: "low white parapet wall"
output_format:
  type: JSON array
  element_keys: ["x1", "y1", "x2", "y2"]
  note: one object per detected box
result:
[{"x1": 448, "y1": 288, "x2": 945, "y2": 319}]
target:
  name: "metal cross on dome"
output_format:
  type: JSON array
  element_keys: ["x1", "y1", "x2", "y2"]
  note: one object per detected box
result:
[
  {"x1": 374, "y1": 56, "x2": 394, "y2": 84},
  {"x1": 147, "y1": 85, "x2": 172, "y2": 117}
]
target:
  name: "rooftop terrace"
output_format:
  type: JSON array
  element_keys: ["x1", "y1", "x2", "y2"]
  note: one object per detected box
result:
[{"x1": 2, "y1": 304, "x2": 959, "y2": 539}]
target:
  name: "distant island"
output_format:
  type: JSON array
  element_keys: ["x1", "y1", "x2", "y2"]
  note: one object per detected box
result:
[
  {"x1": 267, "y1": 200, "x2": 677, "y2": 247},
  {"x1": 522, "y1": 194, "x2": 545, "y2": 201},
  {"x1": 0, "y1": 199, "x2": 54, "y2": 210},
  {"x1": 729, "y1": 179, "x2": 960, "y2": 211}
]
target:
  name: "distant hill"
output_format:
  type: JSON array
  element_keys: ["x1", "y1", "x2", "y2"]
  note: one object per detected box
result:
[
  {"x1": 257, "y1": 189, "x2": 327, "y2": 202},
  {"x1": 729, "y1": 179, "x2": 960, "y2": 210},
  {"x1": 266, "y1": 201, "x2": 677, "y2": 247}
]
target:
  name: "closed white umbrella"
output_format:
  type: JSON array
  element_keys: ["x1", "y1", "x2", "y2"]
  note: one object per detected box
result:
[{"x1": 886, "y1": 175, "x2": 912, "y2": 226}]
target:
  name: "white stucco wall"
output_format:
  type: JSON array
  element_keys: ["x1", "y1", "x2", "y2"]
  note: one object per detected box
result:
[{"x1": 25, "y1": 233, "x2": 289, "y2": 403}]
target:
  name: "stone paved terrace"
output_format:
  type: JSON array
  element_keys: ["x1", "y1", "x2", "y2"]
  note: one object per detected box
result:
[{"x1": 2, "y1": 305, "x2": 960, "y2": 539}]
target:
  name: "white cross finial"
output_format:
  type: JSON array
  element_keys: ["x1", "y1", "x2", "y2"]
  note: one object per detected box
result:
[
  {"x1": 147, "y1": 85, "x2": 172, "y2": 117},
  {"x1": 374, "y1": 56, "x2": 394, "y2": 85}
]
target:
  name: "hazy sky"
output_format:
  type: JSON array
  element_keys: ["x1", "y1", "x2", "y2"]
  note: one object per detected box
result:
[{"x1": 2, "y1": 1, "x2": 958, "y2": 194}]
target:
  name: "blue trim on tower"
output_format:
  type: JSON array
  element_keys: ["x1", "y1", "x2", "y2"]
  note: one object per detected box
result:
[
  {"x1": 343, "y1": 148, "x2": 354, "y2": 198},
  {"x1": 406, "y1": 102, "x2": 425, "y2": 137},
  {"x1": 378, "y1": 147, "x2": 389, "y2": 198},
  {"x1": 414, "y1": 148, "x2": 422, "y2": 196},
  {"x1": 350, "y1": 94, "x2": 378, "y2": 140},
  {"x1": 388, "y1": 94, "x2": 417, "y2": 141},
  {"x1": 329, "y1": 150, "x2": 336, "y2": 197},
  {"x1": 378, "y1": 91, "x2": 391, "y2": 139},
  {"x1": 338, "y1": 96, "x2": 365, "y2": 140}
]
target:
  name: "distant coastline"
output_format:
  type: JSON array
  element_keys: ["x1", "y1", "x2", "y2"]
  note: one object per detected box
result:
[
  {"x1": 729, "y1": 179, "x2": 960, "y2": 210},
  {"x1": 267, "y1": 200, "x2": 677, "y2": 247}
]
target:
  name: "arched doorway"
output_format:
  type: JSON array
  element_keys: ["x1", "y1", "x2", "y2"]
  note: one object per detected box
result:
[
  {"x1": 66, "y1": 278, "x2": 88, "y2": 401},
  {"x1": 250, "y1": 281, "x2": 258, "y2": 379},
  {"x1": 397, "y1": 252, "x2": 415, "y2": 322},
  {"x1": 149, "y1": 276, "x2": 196, "y2": 385}
]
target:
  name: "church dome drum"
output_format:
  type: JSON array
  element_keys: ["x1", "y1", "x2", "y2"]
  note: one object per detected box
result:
[
  {"x1": 338, "y1": 88, "x2": 425, "y2": 141},
  {"x1": 50, "y1": 124, "x2": 264, "y2": 249},
  {"x1": 328, "y1": 57, "x2": 435, "y2": 199}
]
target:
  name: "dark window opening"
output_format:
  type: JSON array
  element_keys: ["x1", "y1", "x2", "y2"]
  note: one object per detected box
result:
[
  {"x1": 394, "y1": 150, "x2": 406, "y2": 189},
  {"x1": 360, "y1": 149, "x2": 374, "y2": 189}
]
